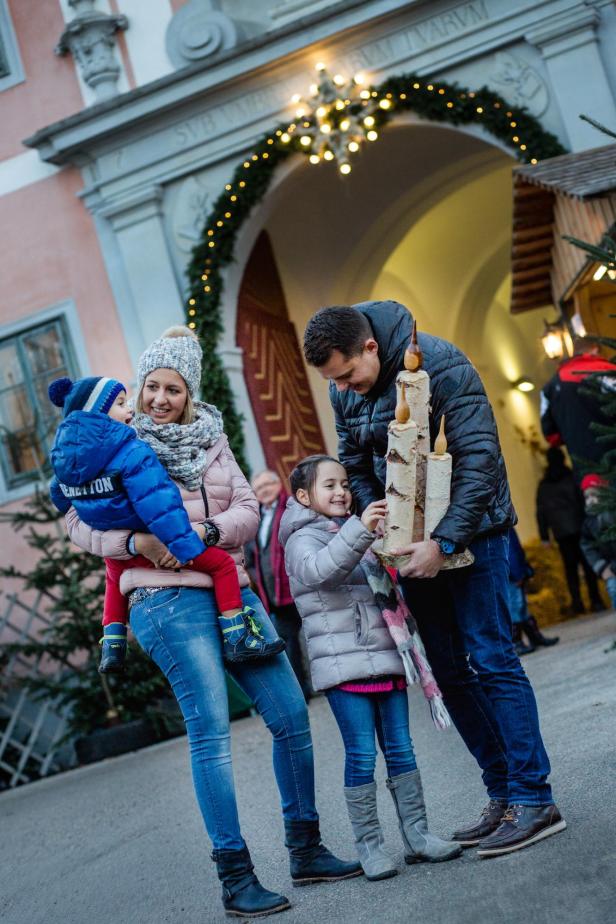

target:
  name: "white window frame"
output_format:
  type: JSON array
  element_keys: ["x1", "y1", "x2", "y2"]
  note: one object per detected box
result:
[
  {"x1": 0, "y1": 300, "x2": 90, "y2": 506},
  {"x1": 0, "y1": 0, "x2": 24, "y2": 93}
]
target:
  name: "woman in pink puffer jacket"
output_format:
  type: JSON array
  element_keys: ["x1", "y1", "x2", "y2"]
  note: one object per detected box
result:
[{"x1": 66, "y1": 327, "x2": 361, "y2": 918}]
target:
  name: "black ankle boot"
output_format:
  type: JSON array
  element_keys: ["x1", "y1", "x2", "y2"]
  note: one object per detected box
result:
[
  {"x1": 512, "y1": 623, "x2": 535, "y2": 656},
  {"x1": 283, "y1": 819, "x2": 363, "y2": 886},
  {"x1": 522, "y1": 616, "x2": 559, "y2": 648},
  {"x1": 212, "y1": 846, "x2": 290, "y2": 917}
]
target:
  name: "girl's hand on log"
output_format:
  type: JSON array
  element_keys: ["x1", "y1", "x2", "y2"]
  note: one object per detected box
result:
[
  {"x1": 394, "y1": 539, "x2": 444, "y2": 579},
  {"x1": 361, "y1": 500, "x2": 388, "y2": 532}
]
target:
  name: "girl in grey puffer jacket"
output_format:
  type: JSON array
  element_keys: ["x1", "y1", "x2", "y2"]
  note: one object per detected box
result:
[{"x1": 280, "y1": 455, "x2": 461, "y2": 881}]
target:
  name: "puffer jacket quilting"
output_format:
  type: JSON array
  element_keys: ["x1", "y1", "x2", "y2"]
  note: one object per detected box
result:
[
  {"x1": 279, "y1": 497, "x2": 404, "y2": 692},
  {"x1": 65, "y1": 433, "x2": 259, "y2": 593},
  {"x1": 332, "y1": 300, "x2": 516, "y2": 547},
  {"x1": 49, "y1": 410, "x2": 203, "y2": 564}
]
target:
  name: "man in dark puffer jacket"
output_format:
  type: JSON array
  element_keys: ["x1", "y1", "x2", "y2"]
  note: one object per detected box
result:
[{"x1": 303, "y1": 301, "x2": 565, "y2": 859}]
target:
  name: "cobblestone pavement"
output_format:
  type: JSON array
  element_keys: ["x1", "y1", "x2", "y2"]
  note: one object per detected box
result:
[{"x1": 1, "y1": 611, "x2": 614, "y2": 924}]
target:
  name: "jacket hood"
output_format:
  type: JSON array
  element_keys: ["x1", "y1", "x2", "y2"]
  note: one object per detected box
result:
[
  {"x1": 353, "y1": 300, "x2": 414, "y2": 402},
  {"x1": 51, "y1": 411, "x2": 137, "y2": 485},
  {"x1": 278, "y1": 496, "x2": 336, "y2": 547}
]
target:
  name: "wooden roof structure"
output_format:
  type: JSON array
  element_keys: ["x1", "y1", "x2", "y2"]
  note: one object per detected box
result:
[{"x1": 511, "y1": 143, "x2": 616, "y2": 313}]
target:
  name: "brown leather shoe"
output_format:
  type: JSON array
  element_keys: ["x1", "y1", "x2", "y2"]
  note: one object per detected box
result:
[
  {"x1": 477, "y1": 803, "x2": 566, "y2": 858},
  {"x1": 451, "y1": 799, "x2": 507, "y2": 847}
]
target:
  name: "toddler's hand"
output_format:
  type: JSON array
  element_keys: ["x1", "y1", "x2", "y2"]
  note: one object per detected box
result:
[{"x1": 361, "y1": 500, "x2": 388, "y2": 532}]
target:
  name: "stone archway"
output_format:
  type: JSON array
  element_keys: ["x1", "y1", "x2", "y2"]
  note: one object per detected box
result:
[
  {"x1": 185, "y1": 72, "x2": 566, "y2": 417},
  {"x1": 232, "y1": 119, "x2": 556, "y2": 535}
]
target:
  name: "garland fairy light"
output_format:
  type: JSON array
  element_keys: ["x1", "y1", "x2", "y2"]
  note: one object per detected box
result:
[{"x1": 186, "y1": 69, "x2": 567, "y2": 470}]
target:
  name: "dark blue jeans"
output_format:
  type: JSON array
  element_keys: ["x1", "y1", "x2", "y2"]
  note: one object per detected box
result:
[
  {"x1": 325, "y1": 687, "x2": 417, "y2": 787},
  {"x1": 130, "y1": 586, "x2": 317, "y2": 850},
  {"x1": 400, "y1": 532, "x2": 553, "y2": 805}
]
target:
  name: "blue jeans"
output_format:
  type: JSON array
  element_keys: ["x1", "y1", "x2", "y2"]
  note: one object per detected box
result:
[
  {"x1": 130, "y1": 586, "x2": 317, "y2": 850},
  {"x1": 400, "y1": 533, "x2": 553, "y2": 805},
  {"x1": 606, "y1": 575, "x2": 616, "y2": 609},
  {"x1": 325, "y1": 687, "x2": 417, "y2": 787},
  {"x1": 507, "y1": 583, "x2": 527, "y2": 625}
]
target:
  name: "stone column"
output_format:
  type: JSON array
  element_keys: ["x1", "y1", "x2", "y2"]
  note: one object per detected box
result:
[
  {"x1": 526, "y1": 5, "x2": 616, "y2": 151},
  {"x1": 219, "y1": 346, "x2": 267, "y2": 474},
  {"x1": 98, "y1": 186, "x2": 185, "y2": 366}
]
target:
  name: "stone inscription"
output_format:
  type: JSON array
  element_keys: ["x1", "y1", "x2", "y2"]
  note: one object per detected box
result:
[
  {"x1": 341, "y1": 1, "x2": 491, "y2": 72},
  {"x1": 172, "y1": 84, "x2": 288, "y2": 151}
]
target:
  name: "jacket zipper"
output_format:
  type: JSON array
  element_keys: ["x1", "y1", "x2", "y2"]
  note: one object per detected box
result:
[{"x1": 200, "y1": 484, "x2": 210, "y2": 518}]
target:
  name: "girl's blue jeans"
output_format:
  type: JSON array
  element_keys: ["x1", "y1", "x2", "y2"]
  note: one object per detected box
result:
[
  {"x1": 129, "y1": 586, "x2": 318, "y2": 850},
  {"x1": 325, "y1": 686, "x2": 417, "y2": 787}
]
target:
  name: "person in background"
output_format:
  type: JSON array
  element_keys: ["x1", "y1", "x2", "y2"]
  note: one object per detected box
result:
[
  {"x1": 536, "y1": 447, "x2": 604, "y2": 615},
  {"x1": 580, "y1": 474, "x2": 616, "y2": 610},
  {"x1": 247, "y1": 469, "x2": 312, "y2": 701},
  {"x1": 507, "y1": 527, "x2": 559, "y2": 655},
  {"x1": 540, "y1": 337, "x2": 616, "y2": 481}
]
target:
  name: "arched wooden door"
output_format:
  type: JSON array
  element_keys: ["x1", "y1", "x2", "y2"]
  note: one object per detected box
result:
[{"x1": 236, "y1": 231, "x2": 327, "y2": 486}]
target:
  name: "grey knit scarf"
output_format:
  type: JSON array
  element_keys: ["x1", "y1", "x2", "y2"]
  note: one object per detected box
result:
[{"x1": 132, "y1": 401, "x2": 224, "y2": 490}]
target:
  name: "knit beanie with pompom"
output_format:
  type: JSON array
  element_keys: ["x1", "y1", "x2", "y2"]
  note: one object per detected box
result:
[
  {"x1": 48, "y1": 376, "x2": 125, "y2": 418},
  {"x1": 136, "y1": 326, "x2": 202, "y2": 397}
]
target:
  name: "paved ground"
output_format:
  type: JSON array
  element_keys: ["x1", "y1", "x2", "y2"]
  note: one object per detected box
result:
[{"x1": 1, "y1": 612, "x2": 615, "y2": 924}]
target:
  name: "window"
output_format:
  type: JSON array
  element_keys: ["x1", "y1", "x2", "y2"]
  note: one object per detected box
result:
[
  {"x1": 0, "y1": 319, "x2": 77, "y2": 489},
  {"x1": 0, "y1": 0, "x2": 24, "y2": 92},
  {"x1": 0, "y1": 32, "x2": 9, "y2": 79}
]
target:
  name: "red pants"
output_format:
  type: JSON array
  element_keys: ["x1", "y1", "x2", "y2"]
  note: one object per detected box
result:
[{"x1": 103, "y1": 548, "x2": 242, "y2": 626}]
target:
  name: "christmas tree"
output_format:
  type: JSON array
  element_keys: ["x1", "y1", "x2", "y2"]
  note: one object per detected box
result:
[{"x1": 0, "y1": 488, "x2": 172, "y2": 743}]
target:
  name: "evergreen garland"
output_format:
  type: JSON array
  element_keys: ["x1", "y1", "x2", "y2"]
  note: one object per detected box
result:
[{"x1": 186, "y1": 73, "x2": 567, "y2": 471}]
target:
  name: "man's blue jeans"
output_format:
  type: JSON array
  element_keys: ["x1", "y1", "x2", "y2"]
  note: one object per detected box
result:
[
  {"x1": 130, "y1": 586, "x2": 318, "y2": 850},
  {"x1": 400, "y1": 532, "x2": 553, "y2": 805},
  {"x1": 325, "y1": 687, "x2": 417, "y2": 787}
]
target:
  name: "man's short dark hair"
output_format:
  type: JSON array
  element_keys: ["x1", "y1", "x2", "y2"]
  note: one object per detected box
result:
[{"x1": 303, "y1": 306, "x2": 372, "y2": 367}]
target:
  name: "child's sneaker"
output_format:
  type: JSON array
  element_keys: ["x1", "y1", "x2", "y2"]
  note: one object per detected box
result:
[
  {"x1": 221, "y1": 606, "x2": 285, "y2": 663},
  {"x1": 99, "y1": 622, "x2": 128, "y2": 673}
]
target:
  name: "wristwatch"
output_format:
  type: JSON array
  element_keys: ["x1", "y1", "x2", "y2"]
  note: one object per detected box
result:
[
  {"x1": 432, "y1": 536, "x2": 456, "y2": 558},
  {"x1": 203, "y1": 520, "x2": 220, "y2": 547}
]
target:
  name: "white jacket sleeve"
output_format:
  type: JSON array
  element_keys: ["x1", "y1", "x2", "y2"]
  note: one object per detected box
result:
[{"x1": 285, "y1": 516, "x2": 374, "y2": 590}]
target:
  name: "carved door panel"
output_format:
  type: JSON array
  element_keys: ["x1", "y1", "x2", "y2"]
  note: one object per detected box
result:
[{"x1": 236, "y1": 232, "x2": 327, "y2": 485}]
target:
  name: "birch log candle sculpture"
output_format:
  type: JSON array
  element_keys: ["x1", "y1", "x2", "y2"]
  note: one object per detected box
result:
[{"x1": 379, "y1": 322, "x2": 473, "y2": 570}]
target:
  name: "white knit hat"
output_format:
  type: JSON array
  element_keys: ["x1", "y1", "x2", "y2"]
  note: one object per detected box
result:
[{"x1": 137, "y1": 327, "x2": 202, "y2": 396}]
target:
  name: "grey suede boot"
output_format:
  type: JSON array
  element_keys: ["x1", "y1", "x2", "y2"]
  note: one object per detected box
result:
[
  {"x1": 344, "y1": 782, "x2": 398, "y2": 881},
  {"x1": 386, "y1": 770, "x2": 462, "y2": 864}
]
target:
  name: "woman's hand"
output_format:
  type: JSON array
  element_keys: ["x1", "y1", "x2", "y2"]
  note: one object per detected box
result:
[
  {"x1": 193, "y1": 523, "x2": 206, "y2": 542},
  {"x1": 361, "y1": 500, "x2": 388, "y2": 532},
  {"x1": 134, "y1": 533, "x2": 180, "y2": 569}
]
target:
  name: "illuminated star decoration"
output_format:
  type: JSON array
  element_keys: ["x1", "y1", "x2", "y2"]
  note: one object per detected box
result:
[{"x1": 285, "y1": 63, "x2": 389, "y2": 174}]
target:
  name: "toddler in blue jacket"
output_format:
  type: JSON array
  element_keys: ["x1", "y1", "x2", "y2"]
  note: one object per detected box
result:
[{"x1": 48, "y1": 375, "x2": 284, "y2": 672}]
